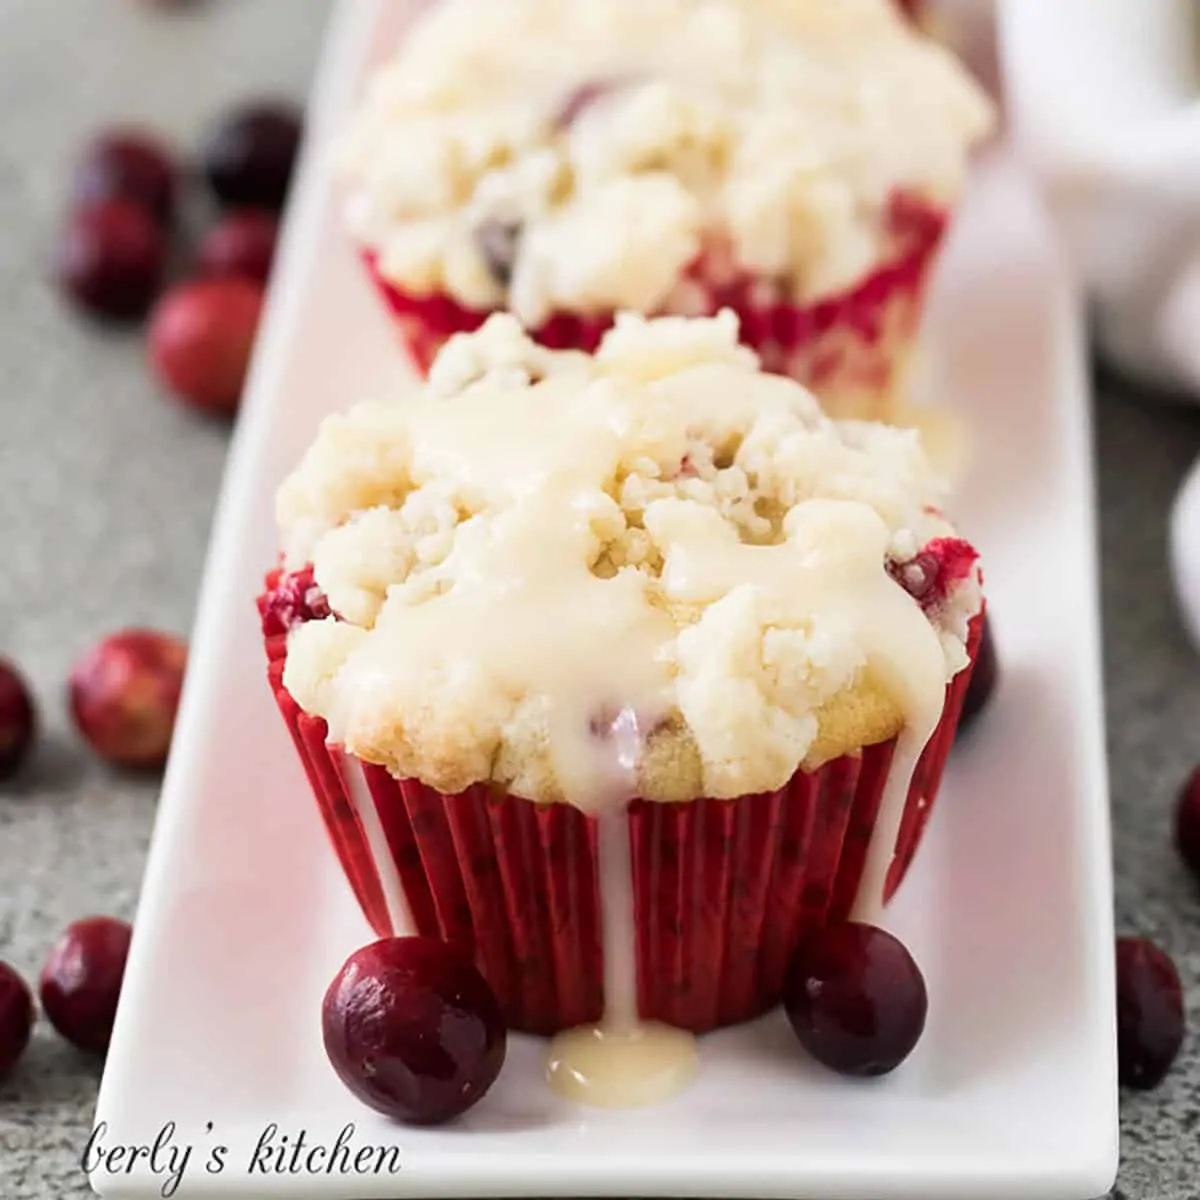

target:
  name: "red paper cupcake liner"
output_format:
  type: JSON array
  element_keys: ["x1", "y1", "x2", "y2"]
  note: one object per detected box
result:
[
  {"x1": 363, "y1": 191, "x2": 947, "y2": 420},
  {"x1": 263, "y1": 579, "x2": 982, "y2": 1036}
]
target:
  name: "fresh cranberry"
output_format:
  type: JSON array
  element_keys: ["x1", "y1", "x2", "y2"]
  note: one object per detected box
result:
[
  {"x1": 958, "y1": 615, "x2": 998, "y2": 730},
  {"x1": 198, "y1": 209, "x2": 278, "y2": 284},
  {"x1": 0, "y1": 659, "x2": 37, "y2": 780},
  {"x1": 784, "y1": 922, "x2": 927, "y2": 1077},
  {"x1": 1116, "y1": 937, "x2": 1185, "y2": 1089},
  {"x1": 0, "y1": 962, "x2": 34, "y2": 1080},
  {"x1": 887, "y1": 537, "x2": 979, "y2": 611},
  {"x1": 322, "y1": 937, "x2": 506, "y2": 1125},
  {"x1": 1175, "y1": 766, "x2": 1200, "y2": 882},
  {"x1": 54, "y1": 199, "x2": 166, "y2": 321},
  {"x1": 202, "y1": 102, "x2": 302, "y2": 211},
  {"x1": 148, "y1": 278, "x2": 264, "y2": 416},
  {"x1": 69, "y1": 629, "x2": 186, "y2": 770},
  {"x1": 73, "y1": 130, "x2": 178, "y2": 226},
  {"x1": 258, "y1": 567, "x2": 333, "y2": 638},
  {"x1": 40, "y1": 917, "x2": 132, "y2": 1055}
]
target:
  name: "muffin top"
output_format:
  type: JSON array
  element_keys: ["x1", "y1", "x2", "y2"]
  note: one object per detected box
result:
[
  {"x1": 340, "y1": 0, "x2": 993, "y2": 327},
  {"x1": 276, "y1": 312, "x2": 982, "y2": 807}
]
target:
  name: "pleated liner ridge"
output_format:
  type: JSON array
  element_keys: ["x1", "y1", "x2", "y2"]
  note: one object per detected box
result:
[{"x1": 265, "y1": 597, "x2": 982, "y2": 1037}]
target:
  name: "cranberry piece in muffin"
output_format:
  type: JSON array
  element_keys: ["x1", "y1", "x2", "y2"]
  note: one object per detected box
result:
[
  {"x1": 887, "y1": 537, "x2": 978, "y2": 611},
  {"x1": 474, "y1": 220, "x2": 523, "y2": 287},
  {"x1": 258, "y1": 567, "x2": 333, "y2": 638}
]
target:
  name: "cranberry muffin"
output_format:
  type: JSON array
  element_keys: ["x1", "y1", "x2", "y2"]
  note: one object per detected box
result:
[
  {"x1": 260, "y1": 312, "x2": 984, "y2": 1035},
  {"x1": 338, "y1": 0, "x2": 993, "y2": 419}
]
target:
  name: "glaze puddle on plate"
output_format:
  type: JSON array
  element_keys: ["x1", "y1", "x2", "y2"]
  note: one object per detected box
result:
[{"x1": 92, "y1": 1, "x2": 1117, "y2": 1196}]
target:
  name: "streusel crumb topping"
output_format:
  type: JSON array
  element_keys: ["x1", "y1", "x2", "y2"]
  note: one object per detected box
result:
[
  {"x1": 278, "y1": 312, "x2": 982, "y2": 804},
  {"x1": 340, "y1": 0, "x2": 993, "y2": 325}
]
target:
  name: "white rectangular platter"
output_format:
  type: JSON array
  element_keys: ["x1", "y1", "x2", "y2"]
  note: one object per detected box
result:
[{"x1": 92, "y1": 2, "x2": 1118, "y2": 1196}]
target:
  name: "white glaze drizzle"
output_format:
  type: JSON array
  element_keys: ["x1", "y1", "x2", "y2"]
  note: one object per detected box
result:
[
  {"x1": 597, "y1": 808, "x2": 639, "y2": 1036},
  {"x1": 546, "y1": 709, "x2": 699, "y2": 1108},
  {"x1": 341, "y1": 754, "x2": 413, "y2": 938},
  {"x1": 850, "y1": 734, "x2": 926, "y2": 923}
]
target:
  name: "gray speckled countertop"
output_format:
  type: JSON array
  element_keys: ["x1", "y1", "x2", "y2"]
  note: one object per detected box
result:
[{"x1": 1, "y1": 3, "x2": 1199, "y2": 1198}]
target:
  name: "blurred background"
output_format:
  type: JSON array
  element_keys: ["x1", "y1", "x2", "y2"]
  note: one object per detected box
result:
[{"x1": 1, "y1": 3, "x2": 1199, "y2": 1198}]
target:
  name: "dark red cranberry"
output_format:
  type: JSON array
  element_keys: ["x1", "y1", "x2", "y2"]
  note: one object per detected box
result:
[
  {"x1": 40, "y1": 917, "x2": 132, "y2": 1054},
  {"x1": 322, "y1": 936, "x2": 506, "y2": 1125},
  {"x1": 148, "y1": 278, "x2": 264, "y2": 415},
  {"x1": 1175, "y1": 766, "x2": 1200, "y2": 882},
  {"x1": 784, "y1": 922, "x2": 927, "y2": 1077},
  {"x1": 198, "y1": 209, "x2": 278, "y2": 284},
  {"x1": 74, "y1": 130, "x2": 178, "y2": 226},
  {"x1": 1116, "y1": 937, "x2": 1184, "y2": 1089},
  {"x1": 474, "y1": 220, "x2": 522, "y2": 287},
  {"x1": 958, "y1": 615, "x2": 998, "y2": 730},
  {"x1": 888, "y1": 537, "x2": 979, "y2": 611},
  {"x1": 54, "y1": 199, "x2": 166, "y2": 321},
  {"x1": 202, "y1": 102, "x2": 302, "y2": 211},
  {"x1": 258, "y1": 567, "x2": 333, "y2": 638},
  {"x1": 0, "y1": 659, "x2": 37, "y2": 780},
  {"x1": 888, "y1": 550, "x2": 940, "y2": 604},
  {"x1": 69, "y1": 629, "x2": 187, "y2": 770},
  {"x1": 0, "y1": 962, "x2": 34, "y2": 1080}
]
